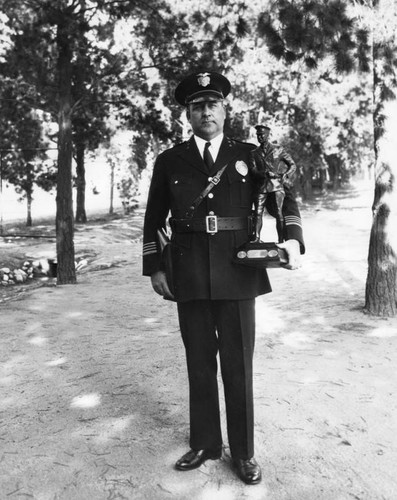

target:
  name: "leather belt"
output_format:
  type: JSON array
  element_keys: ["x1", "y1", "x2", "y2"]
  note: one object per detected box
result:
[{"x1": 170, "y1": 216, "x2": 251, "y2": 235}]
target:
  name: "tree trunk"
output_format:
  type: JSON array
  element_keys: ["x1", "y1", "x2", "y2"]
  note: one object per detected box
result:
[
  {"x1": 365, "y1": 103, "x2": 397, "y2": 316},
  {"x1": 74, "y1": 0, "x2": 88, "y2": 224},
  {"x1": 0, "y1": 153, "x2": 3, "y2": 235},
  {"x1": 364, "y1": 5, "x2": 397, "y2": 316},
  {"x1": 26, "y1": 162, "x2": 33, "y2": 227},
  {"x1": 109, "y1": 160, "x2": 114, "y2": 215},
  {"x1": 75, "y1": 141, "x2": 87, "y2": 223},
  {"x1": 332, "y1": 166, "x2": 340, "y2": 191},
  {"x1": 319, "y1": 168, "x2": 326, "y2": 193},
  {"x1": 300, "y1": 167, "x2": 313, "y2": 200},
  {"x1": 56, "y1": 12, "x2": 76, "y2": 284},
  {"x1": 26, "y1": 191, "x2": 33, "y2": 227},
  {"x1": 325, "y1": 154, "x2": 341, "y2": 191}
]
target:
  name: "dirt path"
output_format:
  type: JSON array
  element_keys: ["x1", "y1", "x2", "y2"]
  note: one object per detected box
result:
[{"x1": 1, "y1": 184, "x2": 396, "y2": 500}]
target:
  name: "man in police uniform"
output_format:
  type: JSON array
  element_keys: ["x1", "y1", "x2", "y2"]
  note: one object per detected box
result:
[{"x1": 142, "y1": 71, "x2": 304, "y2": 485}]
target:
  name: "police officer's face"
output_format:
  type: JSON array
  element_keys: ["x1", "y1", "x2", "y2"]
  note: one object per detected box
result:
[{"x1": 187, "y1": 99, "x2": 226, "y2": 141}]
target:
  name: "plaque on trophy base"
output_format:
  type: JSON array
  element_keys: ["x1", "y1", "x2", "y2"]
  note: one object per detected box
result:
[{"x1": 233, "y1": 241, "x2": 288, "y2": 268}]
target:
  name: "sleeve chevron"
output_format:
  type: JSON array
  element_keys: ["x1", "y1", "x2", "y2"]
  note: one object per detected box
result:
[
  {"x1": 143, "y1": 241, "x2": 158, "y2": 256},
  {"x1": 284, "y1": 215, "x2": 302, "y2": 228}
]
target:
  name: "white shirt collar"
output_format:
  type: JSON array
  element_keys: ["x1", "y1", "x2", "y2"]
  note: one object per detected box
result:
[{"x1": 194, "y1": 133, "x2": 224, "y2": 162}]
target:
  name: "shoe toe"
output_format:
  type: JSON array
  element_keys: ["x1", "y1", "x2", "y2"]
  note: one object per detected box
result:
[
  {"x1": 175, "y1": 448, "x2": 221, "y2": 471},
  {"x1": 234, "y1": 458, "x2": 262, "y2": 485}
]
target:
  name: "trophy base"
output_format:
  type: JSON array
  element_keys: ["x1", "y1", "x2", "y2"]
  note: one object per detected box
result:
[{"x1": 233, "y1": 241, "x2": 288, "y2": 268}]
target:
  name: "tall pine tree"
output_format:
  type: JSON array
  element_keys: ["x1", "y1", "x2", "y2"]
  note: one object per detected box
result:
[{"x1": 0, "y1": 0, "x2": 186, "y2": 284}]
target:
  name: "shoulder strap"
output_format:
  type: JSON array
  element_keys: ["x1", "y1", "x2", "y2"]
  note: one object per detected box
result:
[{"x1": 184, "y1": 163, "x2": 228, "y2": 218}]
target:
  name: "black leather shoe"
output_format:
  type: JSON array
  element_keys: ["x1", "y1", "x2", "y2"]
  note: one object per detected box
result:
[
  {"x1": 233, "y1": 457, "x2": 262, "y2": 484},
  {"x1": 175, "y1": 448, "x2": 222, "y2": 471}
]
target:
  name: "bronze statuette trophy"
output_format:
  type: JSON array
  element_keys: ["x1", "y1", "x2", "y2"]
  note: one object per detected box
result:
[{"x1": 234, "y1": 125, "x2": 296, "y2": 268}]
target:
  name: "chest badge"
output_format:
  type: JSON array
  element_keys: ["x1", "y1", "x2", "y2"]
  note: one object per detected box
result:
[{"x1": 235, "y1": 160, "x2": 248, "y2": 176}]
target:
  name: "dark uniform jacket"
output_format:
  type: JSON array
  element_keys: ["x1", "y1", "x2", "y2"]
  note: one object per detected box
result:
[{"x1": 142, "y1": 135, "x2": 304, "y2": 303}]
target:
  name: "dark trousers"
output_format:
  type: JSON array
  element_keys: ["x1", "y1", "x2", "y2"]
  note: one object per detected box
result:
[{"x1": 177, "y1": 299, "x2": 256, "y2": 460}]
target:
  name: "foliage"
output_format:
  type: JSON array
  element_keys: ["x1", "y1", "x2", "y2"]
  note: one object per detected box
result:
[
  {"x1": 220, "y1": 42, "x2": 373, "y2": 193},
  {"x1": 257, "y1": 0, "x2": 371, "y2": 73},
  {"x1": 254, "y1": 0, "x2": 397, "y2": 316},
  {"x1": 0, "y1": 78, "x2": 56, "y2": 221},
  {"x1": 0, "y1": 0, "x2": 377, "y2": 202},
  {"x1": 103, "y1": 131, "x2": 152, "y2": 214}
]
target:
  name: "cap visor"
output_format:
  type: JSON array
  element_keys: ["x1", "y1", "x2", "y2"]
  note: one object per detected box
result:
[{"x1": 186, "y1": 90, "x2": 224, "y2": 104}]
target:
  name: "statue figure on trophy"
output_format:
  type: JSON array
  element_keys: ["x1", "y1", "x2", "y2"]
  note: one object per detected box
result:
[{"x1": 248, "y1": 125, "x2": 297, "y2": 243}]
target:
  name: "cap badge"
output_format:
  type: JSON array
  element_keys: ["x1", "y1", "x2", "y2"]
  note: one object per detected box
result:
[
  {"x1": 197, "y1": 72, "x2": 211, "y2": 87},
  {"x1": 235, "y1": 160, "x2": 248, "y2": 176}
]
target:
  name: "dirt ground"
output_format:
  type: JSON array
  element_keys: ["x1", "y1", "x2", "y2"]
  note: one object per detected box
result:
[{"x1": 0, "y1": 181, "x2": 396, "y2": 500}]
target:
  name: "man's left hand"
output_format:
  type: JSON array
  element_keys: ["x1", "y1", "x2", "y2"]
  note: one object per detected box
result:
[{"x1": 277, "y1": 239, "x2": 301, "y2": 270}]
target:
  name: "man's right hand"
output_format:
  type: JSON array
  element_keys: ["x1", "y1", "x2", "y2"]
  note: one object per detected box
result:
[{"x1": 151, "y1": 270, "x2": 174, "y2": 300}]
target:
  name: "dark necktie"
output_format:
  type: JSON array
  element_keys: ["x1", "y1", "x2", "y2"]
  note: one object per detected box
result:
[{"x1": 203, "y1": 142, "x2": 214, "y2": 169}]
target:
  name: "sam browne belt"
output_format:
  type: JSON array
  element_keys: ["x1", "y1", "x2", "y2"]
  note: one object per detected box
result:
[{"x1": 170, "y1": 216, "x2": 252, "y2": 235}]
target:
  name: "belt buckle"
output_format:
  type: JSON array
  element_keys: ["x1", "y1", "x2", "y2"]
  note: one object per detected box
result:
[{"x1": 205, "y1": 215, "x2": 218, "y2": 234}]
